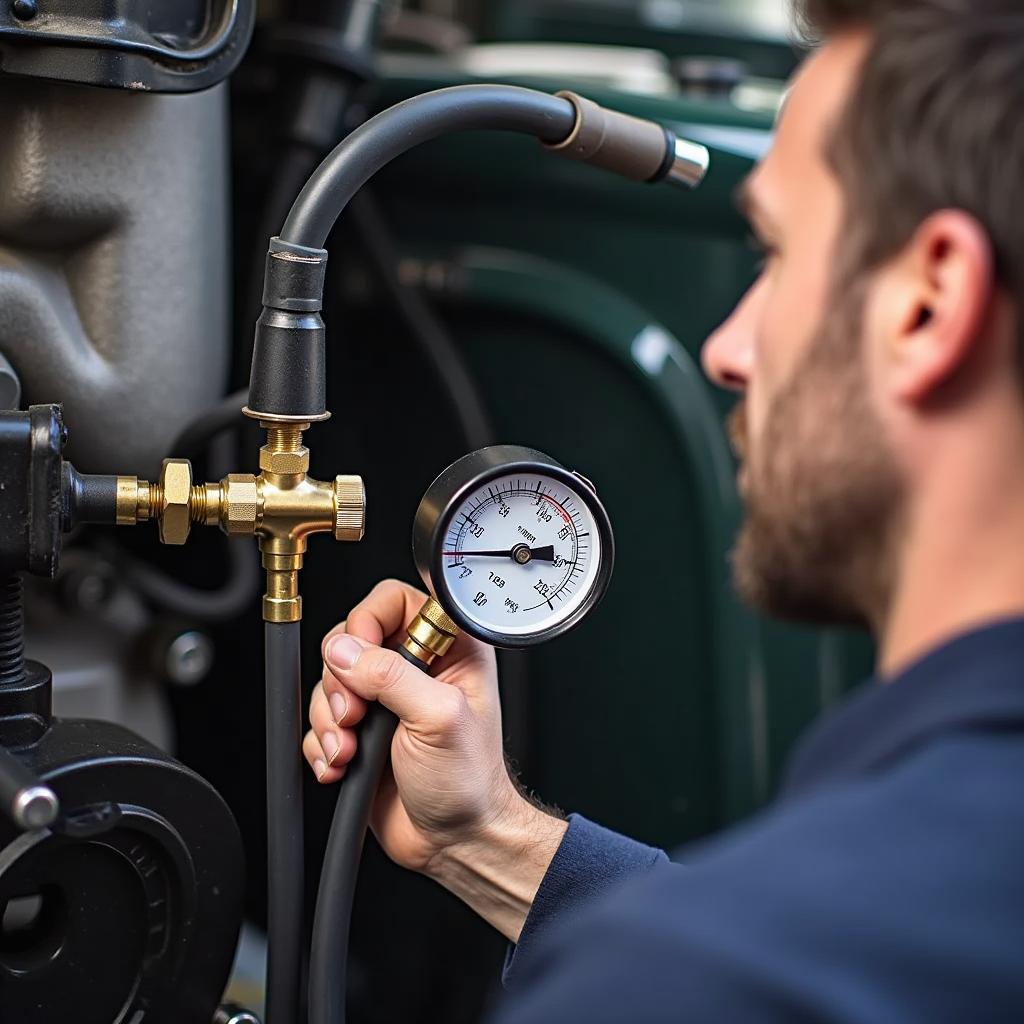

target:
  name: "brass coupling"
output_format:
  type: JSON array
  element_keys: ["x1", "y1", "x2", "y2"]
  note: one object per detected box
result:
[
  {"x1": 116, "y1": 423, "x2": 365, "y2": 623},
  {"x1": 402, "y1": 597, "x2": 460, "y2": 667}
]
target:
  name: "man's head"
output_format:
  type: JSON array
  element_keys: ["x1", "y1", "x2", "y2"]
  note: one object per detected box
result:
[{"x1": 704, "y1": 0, "x2": 1024, "y2": 631}]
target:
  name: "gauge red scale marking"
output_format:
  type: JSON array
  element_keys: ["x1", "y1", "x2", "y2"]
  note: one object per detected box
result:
[{"x1": 444, "y1": 491, "x2": 575, "y2": 561}]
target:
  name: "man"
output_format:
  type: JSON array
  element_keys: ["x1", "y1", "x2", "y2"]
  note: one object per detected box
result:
[{"x1": 304, "y1": 0, "x2": 1024, "y2": 1018}]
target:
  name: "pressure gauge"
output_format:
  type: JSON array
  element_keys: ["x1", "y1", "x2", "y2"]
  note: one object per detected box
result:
[{"x1": 412, "y1": 446, "x2": 614, "y2": 649}]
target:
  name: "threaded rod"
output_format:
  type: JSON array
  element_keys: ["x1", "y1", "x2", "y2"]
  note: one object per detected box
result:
[
  {"x1": 0, "y1": 576, "x2": 26, "y2": 688},
  {"x1": 190, "y1": 485, "x2": 210, "y2": 522},
  {"x1": 146, "y1": 483, "x2": 162, "y2": 519},
  {"x1": 265, "y1": 426, "x2": 306, "y2": 453}
]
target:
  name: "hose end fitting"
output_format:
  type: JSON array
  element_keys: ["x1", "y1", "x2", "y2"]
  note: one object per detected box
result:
[
  {"x1": 662, "y1": 135, "x2": 711, "y2": 189},
  {"x1": 544, "y1": 90, "x2": 710, "y2": 191},
  {"x1": 402, "y1": 597, "x2": 459, "y2": 667},
  {"x1": 264, "y1": 567, "x2": 302, "y2": 623},
  {"x1": 246, "y1": 238, "x2": 331, "y2": 425}
]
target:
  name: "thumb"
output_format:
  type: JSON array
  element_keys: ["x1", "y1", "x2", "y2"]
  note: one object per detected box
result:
[{"x1": 324, "y1": 634, "x2": 463, "y2": 736}]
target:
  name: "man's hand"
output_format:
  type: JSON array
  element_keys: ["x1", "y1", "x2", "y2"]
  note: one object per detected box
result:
[{"x1": 303, "y1": 579, "x2": 568, "y2": 941}]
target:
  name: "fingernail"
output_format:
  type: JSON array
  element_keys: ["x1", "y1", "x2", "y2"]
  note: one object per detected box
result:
[
  {"x1": 322, "y1": 731, "x2": 340, "y2": 765},
  {"x1": 327, "y1": 635, "x2": 362, "y2": 670},
  {"x1": 329, "y1": 692, "x2": 347, "y2": 724},
  {"x1": 313, "y1": 758, "x2": 327, "y2": 781}
]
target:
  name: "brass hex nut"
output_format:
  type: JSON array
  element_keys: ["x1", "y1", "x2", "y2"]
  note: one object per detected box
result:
[
  {"x1": 259, "y1": 445, "x2": 310, "y2": 476},
  {"x1": 224, "y1": 474, "x2": 260, "y2": 535},
  {"x1": 159, "y1": 459, "x2": 193, "y2": 546}
]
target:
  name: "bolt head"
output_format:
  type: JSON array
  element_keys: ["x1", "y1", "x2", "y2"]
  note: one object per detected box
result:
[
  {"x1": 259, "y1": 445, "x2": 309, "y2": 476},
  {"x1": 59, "y1": 566, "x2": 115, "y2": 611},
  {"x1": 11, "y1": 0, "x2": 38, "y2": 22},
  {"x1": 224, "y1": 474, "x2": 260, "y2": 534},
  {"x1": 159, "y1": 459, "x2": 193, "y2": 546},
  {"x1": 14, "y1": 787, "x2": 58, "y2": 830},
  {"x1": 165, "y1": 631, "x2": 215, "y2": 687}
]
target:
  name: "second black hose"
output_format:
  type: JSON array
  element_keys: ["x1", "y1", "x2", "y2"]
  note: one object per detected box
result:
[
  {"x1": 265, "y1": 620, "x2": 305, "y2": 1024},
  {"x1": 308, "y1": 698, "x2": 399, "y2": 1024}
]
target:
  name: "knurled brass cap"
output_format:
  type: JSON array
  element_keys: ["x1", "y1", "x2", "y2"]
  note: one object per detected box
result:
[
  {"x1": 334, "y1": 475, "x2": 366, "y2": 542},
  {"x1": 159, "y1": 459, "x2": 193, "y2": 546}
]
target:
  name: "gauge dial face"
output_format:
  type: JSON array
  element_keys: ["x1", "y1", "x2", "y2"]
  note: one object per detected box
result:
[{"x1": 441, "y1": 472, "x2": 603, "y2": 637}]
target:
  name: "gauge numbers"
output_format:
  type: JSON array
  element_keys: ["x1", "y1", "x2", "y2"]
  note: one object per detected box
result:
[{"x1": 442, "y1": 473, "x2": 602, "y2": 636}]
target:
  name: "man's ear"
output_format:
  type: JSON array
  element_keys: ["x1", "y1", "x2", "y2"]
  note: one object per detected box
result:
[{"x1": 885, "y1": 210, "x2": 995, "y2": 404}]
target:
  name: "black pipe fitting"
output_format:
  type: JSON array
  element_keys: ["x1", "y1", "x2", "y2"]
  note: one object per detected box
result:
[
  {"x1": 0, "y1": 406, "x2": 63, "y2": 578},
  {"x1": 246, "y1": 238, "x2": 330, "y2": 422},
  {"x1": 61, "y1": 466, "x2": 119, "y2": 530}
]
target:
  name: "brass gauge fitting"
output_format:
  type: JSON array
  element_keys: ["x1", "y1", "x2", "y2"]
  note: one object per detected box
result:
[
  {"x1": 115, "y1": 422, "x2": 365, "y2": 623},
  {"x1": 401, "y1": 597, "x2": 459, "y2": 668}
]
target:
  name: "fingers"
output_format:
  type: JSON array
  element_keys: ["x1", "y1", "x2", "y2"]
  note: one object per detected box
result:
[
  {"x1": 305, "y1": 682, "x2": 361, "y2": 782},
  {"x1": 322, "y1": 579, "x2": 428, "y2": 654},
  {"x1": 303, "y1": 727, "x2": 352, "y2": 783},
  {"x1": 323, "y1": 578, "x2": 496, "y2": 675},
  {"x1": 322, "y1": 634, "x2": 464, "y2": 739},
  {"x1": 314, "y1": 671, "x2": 367, "y2": 729}
]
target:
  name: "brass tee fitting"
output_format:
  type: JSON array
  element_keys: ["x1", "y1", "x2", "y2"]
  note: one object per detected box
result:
[{"x1": 116, "y1": 422, "x2": 365, "y2": 622}]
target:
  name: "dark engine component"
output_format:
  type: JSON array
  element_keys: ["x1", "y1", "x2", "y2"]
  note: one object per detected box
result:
[
  {"x1": 0, "y1": 405, "x2": 246, "y2": 1021},
  {"x1": 0, "y1": 0, "x2": 256, "y2": 93},
  {"x1": 0, "y1": 718, "x2": 245, "y2": 1022}
]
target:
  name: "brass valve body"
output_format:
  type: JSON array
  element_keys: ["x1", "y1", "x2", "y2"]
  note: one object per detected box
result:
[{"x1": 117, "y1": 423, "x2": 365, "y2": 623}]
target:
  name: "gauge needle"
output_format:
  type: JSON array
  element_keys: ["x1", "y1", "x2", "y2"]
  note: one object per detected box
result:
[{"x1": 443, "y1": 545, "x2": 556, "y2": 563}]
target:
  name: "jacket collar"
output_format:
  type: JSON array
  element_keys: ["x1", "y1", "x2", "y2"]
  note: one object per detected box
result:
[{"x1": 781, "y1": 617, "x2": 1024, "y2": 798}]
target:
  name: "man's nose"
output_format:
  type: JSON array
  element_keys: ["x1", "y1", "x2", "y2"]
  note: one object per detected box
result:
[{"x1": 701, "y1": 280, "x2": 761, "y2": 392}]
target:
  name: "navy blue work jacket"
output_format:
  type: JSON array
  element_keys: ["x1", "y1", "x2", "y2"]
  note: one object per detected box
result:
[{"x1": 492, "y1": 619, "x2": 1024, "y2": 1022}]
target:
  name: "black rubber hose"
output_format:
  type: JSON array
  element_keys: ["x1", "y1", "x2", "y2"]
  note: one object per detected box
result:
[
  {"x1": 348, "y1": 190, "x2": 495, "y2": 445},
  {"x1": 265, "y1": 621, "x2": 306, "y2": 1024},
  {"x1": 247, "y1": 146, "x2": 323, "y2": 331},
  {"x1": 280, "y1": 85, "x2": 577, "y2": 249},
  {"x1": 308, "y1": 651, "x2": 420, "y2": 1024},
  {"x1": 118, "y1": 539, "x2": 260, "y2": 623},
  {"x1": 170, "y1": 387, "x2": 249, "y2": 458}
]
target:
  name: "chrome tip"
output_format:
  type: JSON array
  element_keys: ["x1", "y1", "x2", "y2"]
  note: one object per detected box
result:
[
  {"x1": 213, "y1": 1008, "x2": 261, "y2": 1024},
  {"x1": 14, "y1": 785, "x2": 59, "y2": 830},
  {"x1": 666, "y1": 137, "x2": 711, "y2": 189}
]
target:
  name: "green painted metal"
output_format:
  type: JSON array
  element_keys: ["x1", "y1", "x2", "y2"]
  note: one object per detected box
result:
[
  {"x1": 435, "y1": 247, "x2": 764, "y2": 821},
  {"x1": 366, "y1": 63, "x2": 874, "y2": 843},
  {"x1": 480, "y1": 0, "x2": 801, "y2": 81},
  {"x1": 371, "y1": 60, "x2": 774, "y2": 396}
]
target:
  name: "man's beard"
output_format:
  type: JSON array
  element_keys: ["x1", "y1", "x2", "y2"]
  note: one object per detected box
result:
[{"x1": 729, "y1": 280, "x2": 904, "y2": 629}]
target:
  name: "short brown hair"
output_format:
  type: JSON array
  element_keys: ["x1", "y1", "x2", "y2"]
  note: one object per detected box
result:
[{"x1": 796, "y1": 0, "x2": 1024, "y2": 344}]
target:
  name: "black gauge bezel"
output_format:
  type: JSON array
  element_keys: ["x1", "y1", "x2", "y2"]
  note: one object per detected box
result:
[{"x1": 412, "y1": 445, "x2": 615, "y2": 649}]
